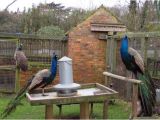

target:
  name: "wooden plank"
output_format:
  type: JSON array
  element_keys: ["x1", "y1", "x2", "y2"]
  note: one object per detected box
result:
[
  {"x1": 132, "y1": 83, "x2": 138, "y2": 118},
  {"x1": 91, "y1": 26, "x2": 126, "y2": 32},
  {"x1": 103, "y1": 72, "x2": 142, "y2": 84},
  {"x1": 96, "y1": 83, "x2": 118, "y2": 94},
  {"x1": 0, "y1": 65, "x2": 16, "y2": 70},
  {"x1": 80, "y1": 102, "x2": 90, "y2": 119},
  {"x1": 90, "y1": 23, "x2": 126, "y2": 32},
  {"x1": 45, "y1": 105, "x2": 53, "y2": 119},
  {"x1": 28, "y1": 92, "x2": 116, "y2": 105},
  {"x1": 90, "y1": 22, "x2": 126, "y2": 26}
]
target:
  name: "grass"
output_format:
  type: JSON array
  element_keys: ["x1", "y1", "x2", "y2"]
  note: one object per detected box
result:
[{"x1": 0, "y1": 96, "x2": 131, "y2": 119}]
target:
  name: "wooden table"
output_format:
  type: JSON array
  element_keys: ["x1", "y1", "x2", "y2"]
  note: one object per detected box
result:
[{"x1": 26, "y1": 83, "x2": 118, "y2": 119}]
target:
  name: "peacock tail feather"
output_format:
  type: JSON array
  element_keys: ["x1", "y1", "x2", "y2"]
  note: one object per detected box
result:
[
  {"x1": 137, "y1": 70, "x2": 156, "y2": 116},
  {"x1": 1, "y1": 77, "x2": 33, "y2": 119}
]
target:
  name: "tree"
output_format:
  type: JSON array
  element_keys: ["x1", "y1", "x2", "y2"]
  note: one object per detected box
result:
[
  {"x1": 4, "y1": 0, "x2": 18, "y2": 11},
  {"x1": 36, "y1": 25, "x2": 65, "y2": 37},
  {"x1": 0, "y1": 10, "x2": 21, "y2": 32},
  {"x1": 128, "y1": 0, "x2": 137, "y2": 31},
  {"x1": 154, "y1": 0, "x2": 160, "y2": 20}
]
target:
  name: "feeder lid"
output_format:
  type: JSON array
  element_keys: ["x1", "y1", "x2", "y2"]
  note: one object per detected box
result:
[{"x1": 58, "y1": 56, "x2": 72, "y2": 62}]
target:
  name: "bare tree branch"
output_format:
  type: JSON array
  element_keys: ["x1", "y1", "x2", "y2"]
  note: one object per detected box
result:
[{"x1": 4, "y1": 0, "x2": 18, "y2": 11}]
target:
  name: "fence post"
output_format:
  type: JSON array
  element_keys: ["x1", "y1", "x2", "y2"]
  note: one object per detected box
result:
[
  {"x1": 105, "y1": 35, "x2": 111, "y2": 86},
  {"x1": 105, "y1": 35, "x2": 117, "y2": 86},
  {"x1": 15, "y1": 39, "x2": 20, "y2": 92},
  {"x1": 141, "y1": 37, "x2": 148, "y2": 65},
  {"x1": 153, "y1": 39, "x2": 158, "y2": 76}
]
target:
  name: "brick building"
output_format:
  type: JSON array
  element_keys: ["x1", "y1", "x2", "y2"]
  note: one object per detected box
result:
[{"x1": 67, "y1": 6, "x2": 126, "y2": 84}]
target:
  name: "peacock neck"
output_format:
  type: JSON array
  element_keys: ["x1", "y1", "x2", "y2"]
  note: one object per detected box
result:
[
  {"x1": 121, "y1": 37, "x2": 129, "y2": 54},
  {"x1": 50, "y1": 58, "x2": 57, "y2": 75}
]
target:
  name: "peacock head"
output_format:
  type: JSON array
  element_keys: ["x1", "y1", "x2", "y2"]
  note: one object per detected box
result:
[
  {"x1": 120, "y1": 35, "x2": 129, "y2": 51},
  {"x1": 17, "y1": 44, "x2": 23, "y2": 50},
  {"x1": 52, "y1": 52, "x2": 58, "y2": 60},
  {"x1": 124, "y1": 35, "x2": 127, "y2": 38},
  {"x1": 122, "y1": 35, "x2": 129, "y2": 43},
  {"x1": 50, "y1": 52, "x2": 58, "y2": 71}
]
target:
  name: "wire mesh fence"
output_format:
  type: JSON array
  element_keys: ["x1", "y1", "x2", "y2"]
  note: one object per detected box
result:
[
  {"x1": 20, "y1": 37, "x2": 67, "y2": 65},
  {"x1": 0, "y1": 38, "x2": 17, "y2": 92},
  {"x1": 0, "y1": 35, "x2": 67, "y2": 93}
]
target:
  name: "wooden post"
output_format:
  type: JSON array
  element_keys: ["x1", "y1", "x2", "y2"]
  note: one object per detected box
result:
[
  {"x1": 80, "y1": 102, "x2": 89, "y2": 119},
  {"x1": 142, "y1": 37, "x2": 148, "y2": 65},
  {"x1": 104, "y1": 76, "x2": 110, "y2": 87},
  {"x1": 15, "y1": 39, "x2": 20, "y2": 92},
  {"x1": 105, "y1": 35, "x2": 111, "y2": 86},
  {"x1": 112, "y1": 38, "x2": 117, "y2": 73},
  {"x1": 45, "y1": 105, "x2": 53, "y2": 119},
  {"x1": 126, "y1": 71, "x2": 132, "y2": 101},
  {"x1": 59, "y1": 105, "x2": 62, "y2": 118},
  {"x1": 110, "y1": 37, "x2": 114, "y2": 73},
  {"x1": 132, "y1": 83, "x2": 138, "y2": 118},
  {"x1": 103, "y1": 99, "x2": 109, "y2": 119},
  {"x1": 153, "y1": 39, "x2": 158, "y2": 76},
  {"x1": 89, "y1": 102, "x2": 93, "y2": 118}
]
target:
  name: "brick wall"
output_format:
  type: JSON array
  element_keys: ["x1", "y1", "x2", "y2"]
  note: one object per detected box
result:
[{"x1": 20, "y1": 68, "x2": 60, "y2": 88}]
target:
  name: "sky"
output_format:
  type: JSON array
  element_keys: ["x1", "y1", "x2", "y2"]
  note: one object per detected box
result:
[{"x1": 0, "y1": 0, "x2": 132, "y2": 12}]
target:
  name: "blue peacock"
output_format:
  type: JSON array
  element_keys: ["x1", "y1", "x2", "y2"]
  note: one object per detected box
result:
[
  {"x1": 1, "y1": 53, "x2": 58, "y2": 118},
  {"x1": 120, "y1": 35, "x2": 156, "y2": 116}
]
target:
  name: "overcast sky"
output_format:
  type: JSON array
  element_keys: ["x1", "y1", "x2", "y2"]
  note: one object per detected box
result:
[{"x1": 0, "y1": 0, "x2": 132, "y2": 12}]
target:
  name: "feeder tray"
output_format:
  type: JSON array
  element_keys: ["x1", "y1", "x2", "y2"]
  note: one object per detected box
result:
[{"x1": 54, "y1": 83, "x2": 81, "y2": 97}]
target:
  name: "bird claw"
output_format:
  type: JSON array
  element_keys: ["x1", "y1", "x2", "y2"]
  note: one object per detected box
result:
[
  {"x1": 42, "y1": 93, "x2": 48, "y2": 96},
  {"x1": 41, "y1": 89, "x2": 48, "y2": 96}
]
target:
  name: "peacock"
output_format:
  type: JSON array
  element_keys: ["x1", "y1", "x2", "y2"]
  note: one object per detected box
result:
[
  {"x1": 120, "y1": 35, "x2": 156, "y2": 116},
  {"x1": 14, "y1": 44, "x2": 28, "y2": 71},
  {"x1": 1, "y1": 53, "x2": 58, "y2": 119}
]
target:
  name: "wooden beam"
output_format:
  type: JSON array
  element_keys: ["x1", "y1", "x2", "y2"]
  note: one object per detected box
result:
[
  {"x1": 103, "y1": 72, "x2": 142, "y2": 84},
  {"x1": 0, "y1": 32, "x2": 66, "y2": 41},
  {"x1": 107, "y1": 32, "x2": 160, "y2": 39},
  {"x1": 91, "y1": 26, "x2": 126, "y2": 32}
]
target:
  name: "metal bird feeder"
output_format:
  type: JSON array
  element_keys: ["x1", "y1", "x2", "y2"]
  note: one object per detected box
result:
[{"x1": 54, "y1": 56, "x2": 81, "y2": 97}]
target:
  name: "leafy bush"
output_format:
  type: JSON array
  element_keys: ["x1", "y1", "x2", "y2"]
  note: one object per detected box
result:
[{"x1": 37, "y1": 25, "x2": 65, "y2": 37}]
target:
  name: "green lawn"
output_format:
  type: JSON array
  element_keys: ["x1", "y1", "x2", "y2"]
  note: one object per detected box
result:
[{"x1": 0, "y1": 96, "x2": 131, "y2": 119}]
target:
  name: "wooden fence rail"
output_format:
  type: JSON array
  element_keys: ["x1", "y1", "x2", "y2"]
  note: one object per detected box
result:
[{"x1": 103, "y1": 71, "x2": 142, "y2": 118}]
